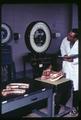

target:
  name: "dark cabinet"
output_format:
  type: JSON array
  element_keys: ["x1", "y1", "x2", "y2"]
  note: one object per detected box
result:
[{"x1": 22, "y1": 53, "x2": 60, "y2": 78}]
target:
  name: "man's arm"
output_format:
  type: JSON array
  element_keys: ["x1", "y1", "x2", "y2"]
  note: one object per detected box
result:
[{"x1": 63, "y1": 55, "x2": 73, "y2": 62}]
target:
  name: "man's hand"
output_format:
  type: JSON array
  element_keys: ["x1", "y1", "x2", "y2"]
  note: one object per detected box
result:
[{"x1": 64, "y1": 55, "x2": 73, "y2": 62}]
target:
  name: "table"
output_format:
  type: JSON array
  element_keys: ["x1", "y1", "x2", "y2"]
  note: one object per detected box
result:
[
  {"x1": 1, "y1": 79, "x2": 53, "y2": 118},
  {"x1": 35, "y1": 77, "x2": 73, "y2": 117}
]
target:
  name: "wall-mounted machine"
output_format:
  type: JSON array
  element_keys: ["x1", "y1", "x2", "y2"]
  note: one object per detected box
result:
[
  {"x1": 1, "y1": 23, "x2": 15, "y2": 86},
  {"x1": 1, "y1": 23, "x2": 12, "y2": 44},
  {"x1": 24, "y1": 21, "x2": 59, "y2": 78}
]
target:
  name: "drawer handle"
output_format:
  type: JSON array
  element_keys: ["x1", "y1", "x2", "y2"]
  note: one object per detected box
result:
[
  {"x1": 31, "y1": 97, "x2": 38, "y2": 101},
  {"x1": 42, "y1": 88, "x2": 46, "y2": 91}
]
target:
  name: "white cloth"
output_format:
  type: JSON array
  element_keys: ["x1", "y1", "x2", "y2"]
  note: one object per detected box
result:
[{"x1": 60, "y1": 37, "x2": 79, "y2": 91}]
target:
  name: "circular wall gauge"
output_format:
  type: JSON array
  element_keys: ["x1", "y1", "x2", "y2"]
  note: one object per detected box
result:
[
  {"x1": 25, "y1": 21, "x2": 51, "y2": 53},
  {"x1": 1, "y1": 23, "x2": 12, "y2": 44}
]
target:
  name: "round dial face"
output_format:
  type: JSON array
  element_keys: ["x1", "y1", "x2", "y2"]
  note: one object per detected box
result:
[
  {"x1": 25, "y1": 21, "x2": 51, "y2": 53},
  {"x1": 1, "y1": 23, "x2": 12, "y2": 44},
  {"x1": 34, "y1": 29, "x2": 46, "y2": 47},
  {"x1": 1, "y1": 28, "x2": 8, "y2": 40}
]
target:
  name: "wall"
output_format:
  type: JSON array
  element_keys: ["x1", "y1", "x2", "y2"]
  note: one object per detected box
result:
[
  {"x1": 2, "y1": 4, "x2": 77, "y2": 73},
  {"x1": 72, "y1": 3, "x2": 78, "y2": 28}
]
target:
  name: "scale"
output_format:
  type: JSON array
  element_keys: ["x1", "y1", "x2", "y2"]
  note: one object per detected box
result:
[
  {"x1": 24, "y1": 21, "x2": 59, "y2": 78},
  {"x1": 1, "y1": 23, "x2": 16, "y2": 85}
]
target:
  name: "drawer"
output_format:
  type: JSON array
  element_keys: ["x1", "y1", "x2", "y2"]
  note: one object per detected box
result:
[{"x1": 2, "y1": 88, "x2": 52, "y2": 114}]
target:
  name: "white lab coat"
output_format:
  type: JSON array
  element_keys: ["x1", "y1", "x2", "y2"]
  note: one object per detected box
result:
[{"x1": 60, "y1": 37, "x2": 79, "y2": 91}]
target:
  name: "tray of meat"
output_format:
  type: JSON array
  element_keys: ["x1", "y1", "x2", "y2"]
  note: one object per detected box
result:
[
  {"x1": 41, "y1": 69, "x2": 64, "y2": 81},
  {"x1": 1, "y1": 88, "x2": 26, "y2": 96},
  {"x1": 50, "y1": 71, "x2": 64, "y2": 81},
  {"x1": 1, "y1": 83, "x2": 30, "y2": 97},
  {"x1": 6, "y1": 83, "x2": 29, "y2": 89}
]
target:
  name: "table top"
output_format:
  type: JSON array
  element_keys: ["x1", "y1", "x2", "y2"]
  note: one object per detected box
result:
[
  {"x1": 1, "y1": 78, "x2": 51, "y2": 102},
  {"x1": 35, "y1": 77, "x2": 71, "y2": 86}
]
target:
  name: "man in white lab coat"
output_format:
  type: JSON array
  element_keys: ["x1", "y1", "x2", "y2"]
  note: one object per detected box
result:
[{"x1": 60, "y1": 29, "x2": 79, "y2": 115}]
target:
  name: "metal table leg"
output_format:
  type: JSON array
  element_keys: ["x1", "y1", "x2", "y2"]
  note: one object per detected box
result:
[
  {"x1": 52, "y1": 93, "x2": 56, "y2": 117},
  {"x1": 46, "y1": 89, "x2": 53, "y2": 117}
]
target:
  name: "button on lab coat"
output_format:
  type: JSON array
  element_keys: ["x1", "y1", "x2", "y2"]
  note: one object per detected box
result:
[{"x1": 60, "y1": 37, "x2": 79, "y2": 91}]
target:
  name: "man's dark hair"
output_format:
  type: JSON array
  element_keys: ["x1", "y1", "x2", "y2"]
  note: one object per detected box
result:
[{"x1": 71, "y1": 28, "x2": 79, "y2": 38}]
